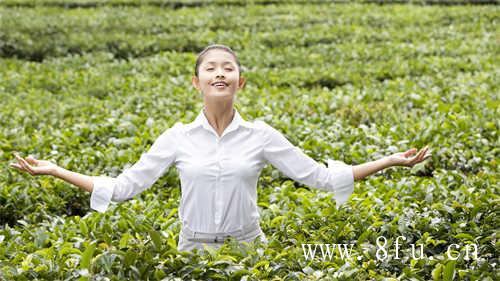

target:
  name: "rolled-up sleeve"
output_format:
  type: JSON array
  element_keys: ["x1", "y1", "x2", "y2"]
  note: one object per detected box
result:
[
  {"x1": 90, "y1": 176, "x2": 116, "y2": 213},
  {"x1": 261, "y1": 122, "x2": 354, "y2": 206},
  {"x1": 90, "y1": 124, "x2": 179, "y2": 213}
]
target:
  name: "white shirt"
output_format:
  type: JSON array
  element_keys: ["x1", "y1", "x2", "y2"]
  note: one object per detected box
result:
[{"x1": 91, "y1": 108, "x2": 354, "y2": 233}]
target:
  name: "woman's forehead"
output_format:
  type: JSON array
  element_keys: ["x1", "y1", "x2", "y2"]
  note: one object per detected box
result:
[{"x1": 201, "y1": 50, "x2": 237, "y2": 64}]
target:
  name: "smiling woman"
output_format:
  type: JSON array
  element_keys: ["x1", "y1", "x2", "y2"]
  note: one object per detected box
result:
[
  {"x1": 10, "y1": 44, "x2": 431, "y2": 253},
  {"x1": 191, "y1": 45, "x2": 247, "y2": 138}
]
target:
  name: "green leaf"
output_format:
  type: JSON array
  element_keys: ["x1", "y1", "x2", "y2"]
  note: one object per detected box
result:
[
  {"x1": 148, "y1": 229, "x2": 162, "y2": 251},
  {"x1": 80, "y1": 220, "x2": 89, "y2": 236},
  {"x1": 80, "y1": 242, "x2": 96, "y2": 271},
  {"x1": 432, "y1": 263, "x2": 443, "y2": 280},
  {"x1": 119, "y1": 233, "x2": 133, "y2": 249},
  {"x1": 454, "y1": 233, "x2": 474, "y2": 241},
  {"x1": 443, "y1": 260, "x2": 456, "y2": 281}
]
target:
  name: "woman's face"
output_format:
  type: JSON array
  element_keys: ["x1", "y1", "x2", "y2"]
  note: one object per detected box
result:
[{"x1": 192, "y1": 49, "x2": 245, "y2": 101}]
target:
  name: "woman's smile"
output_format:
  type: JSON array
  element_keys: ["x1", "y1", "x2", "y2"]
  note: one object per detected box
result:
[
  {"x1": 192, "y1": 48, "x2": 245, "y2": 99},
  {"x1": 211, "y1": 81, "x2": 229, "y2": 89}
]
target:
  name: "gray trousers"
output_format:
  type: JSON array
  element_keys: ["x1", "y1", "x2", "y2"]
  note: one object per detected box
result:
[{"x1": 177, "y1": 226, "x2": 268, "y2": 252}]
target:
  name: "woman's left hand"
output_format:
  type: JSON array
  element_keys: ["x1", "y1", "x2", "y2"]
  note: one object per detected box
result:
[{"x1": 388, "y1": 146, "x2": 432, "y2": 167}]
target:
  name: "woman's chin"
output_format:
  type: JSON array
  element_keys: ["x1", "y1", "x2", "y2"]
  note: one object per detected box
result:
[{"x1": 204, "y1": 90, "x2": 235, "y2": 99}]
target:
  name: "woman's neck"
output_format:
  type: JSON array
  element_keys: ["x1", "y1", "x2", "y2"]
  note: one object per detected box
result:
[{"x1": 203, "y1": 99, "x2": 235, "y2": 137}]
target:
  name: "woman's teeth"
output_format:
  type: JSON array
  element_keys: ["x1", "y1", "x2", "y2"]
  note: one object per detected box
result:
[{"x1": 213, "y1": 82, "x2": 227, "y2": 88}]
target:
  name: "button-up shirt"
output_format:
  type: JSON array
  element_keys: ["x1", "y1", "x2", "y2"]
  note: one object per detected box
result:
[{"x1": 91, "y1": 108, "x2": 354, "y2": 233}]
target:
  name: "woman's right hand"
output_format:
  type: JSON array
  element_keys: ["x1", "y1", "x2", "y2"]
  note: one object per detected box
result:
[{"x1": 9, "y1": 153, "x2": 58, "y2": 176}]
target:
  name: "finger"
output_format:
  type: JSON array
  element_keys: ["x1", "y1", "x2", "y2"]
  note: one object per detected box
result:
[
  {"x1": 19, "y1": 161, "x2": 35, "y2": 175},
  {"x1": 10, "y1": 163, "x2": 31, "y2": 174},
  {"x1": 16, "y1": 155, "x2": 35, "y2": 175},
  {"x1": 15, "y1": 154, "x2": 26, "y2": 167},
  {"x1": 408, "y1": 152, "x2": 422, "y2": 165},
  {"x1": 13, "y1": 153, "x2": 30, "y2": 173},
  {"x1": 404, "y1": 148, "x2": 417, "y2": 158},
  {"x1": 415, "y1": 146, "x2": 428, "y2": 162},
  {"x1": 9, "y1": 163, "x2": 23, "y2": 170},
  {"x1": 415, "y1": 150, "x2": 424, "y2": 162},
  {"x1": 402, "y1": 154, "x2": 416, "y2": 166},
  {"x1": 26, "y1": 155, "x2": 38, "y2": 165},
  {"x1": 418, "y1": 146, "x2": 430, "y2": 161},
  {"x1": 15, "y1": 160, "x2": 32, "y2": 175},
  {"x1": 412, "y1": 150, "x2": 432, "y2": 165},
  {"x1": 23, "y1": 160, "x2": 36, "y2": 175},
  {"x1": 409, "y1": 148, "x2": 426, "y2": 165}
]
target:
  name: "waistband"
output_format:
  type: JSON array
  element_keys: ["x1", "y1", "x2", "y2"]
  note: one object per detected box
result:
[{"x1": 181, "y1": 221, "x2": 261, "y2": 243}]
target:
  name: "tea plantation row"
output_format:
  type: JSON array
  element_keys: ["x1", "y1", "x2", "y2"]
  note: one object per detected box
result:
[{"x1": 0, "y1": 2, "x2": 498, "y2": 280}]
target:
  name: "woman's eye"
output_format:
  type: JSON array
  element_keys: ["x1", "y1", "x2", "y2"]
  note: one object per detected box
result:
[
  {"x1": 225, "y1": 68, "x2": 233, "y2": 71},
  {"x1": 206, "y1": 68, "x2": 214, "y2": 71}
]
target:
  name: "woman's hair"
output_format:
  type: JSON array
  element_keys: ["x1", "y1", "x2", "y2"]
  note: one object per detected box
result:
[{"x1": 194, "y1": 44, "x2": 242, "y2": 77}]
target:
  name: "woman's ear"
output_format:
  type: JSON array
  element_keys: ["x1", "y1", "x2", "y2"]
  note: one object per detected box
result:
[
  {"x1": 238, "y1": 76, "x2": 246, "y2": 89},
  {"x1": 192, "y1": 76, "x2": 200, "y2": 90}
]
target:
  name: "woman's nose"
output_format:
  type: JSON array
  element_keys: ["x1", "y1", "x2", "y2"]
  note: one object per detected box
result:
[{"x1": 215, "y1": 68, "x2": 225, "y2": 78}]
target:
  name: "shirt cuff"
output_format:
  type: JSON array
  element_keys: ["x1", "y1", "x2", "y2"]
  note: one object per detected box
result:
[
  {"x1": 90, "y1": 176, "x2": 115, "y2": 213},
  {"x1": 327, "y1": 159, "x2": 354, "y2": 206}
]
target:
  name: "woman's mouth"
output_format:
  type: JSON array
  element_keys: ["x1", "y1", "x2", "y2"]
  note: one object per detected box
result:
[{"x1": 211, "y1": 81, "x2": 228, "y2": 89}]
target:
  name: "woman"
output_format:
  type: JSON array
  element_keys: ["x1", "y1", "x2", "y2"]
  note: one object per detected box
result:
[{"x1": 10, "y1": 44, "x2": 431, "y2": 252}]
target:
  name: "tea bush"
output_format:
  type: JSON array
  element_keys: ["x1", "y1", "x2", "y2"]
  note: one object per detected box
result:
[{"x1": 0, "y1": 1, "x2": 498, "y2": 280}]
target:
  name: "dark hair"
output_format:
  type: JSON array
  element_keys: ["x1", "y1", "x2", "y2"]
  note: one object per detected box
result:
[{"x1": 194, "y1": 44, "x2": 242, "y2": 77}]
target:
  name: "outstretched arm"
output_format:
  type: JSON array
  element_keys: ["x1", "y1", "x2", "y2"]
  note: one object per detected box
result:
[
  {"x1": 352, "y1": 146, "x2": 431, "y2": 181},
  {"x1": 260, "y1": 121, "x2": 433, "y2": 205},
  {"x1": 10, "y1": 153, "x2": 93, "y2": 193},
  {"x1": 9, "y1": 123, "x2": 180, "y2": 213}
]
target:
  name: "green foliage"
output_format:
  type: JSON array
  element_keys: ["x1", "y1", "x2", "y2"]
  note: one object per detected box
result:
[{"x1": 0, "y1": 1, "x2": 498, "y2": 280}]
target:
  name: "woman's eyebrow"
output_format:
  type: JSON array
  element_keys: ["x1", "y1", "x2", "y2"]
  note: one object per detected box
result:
[{"x1": 205, "y1": 61, "x2": 235, "y2": 65}]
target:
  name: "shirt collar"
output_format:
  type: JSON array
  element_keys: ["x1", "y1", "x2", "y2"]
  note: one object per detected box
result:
[{"x1": 184, "y1": 107, "x2": 253, "y2": 134}]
